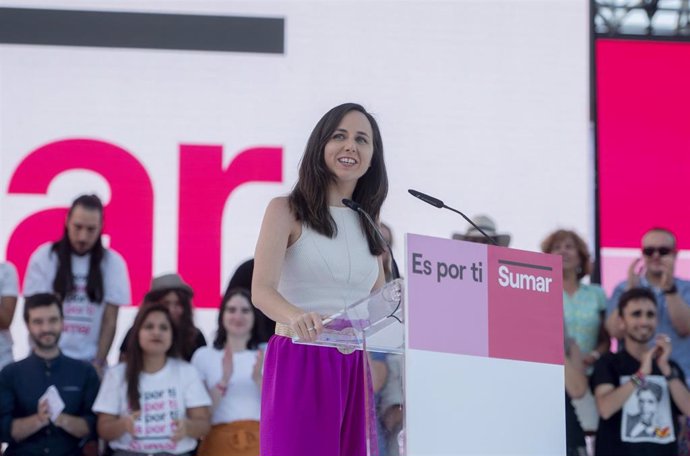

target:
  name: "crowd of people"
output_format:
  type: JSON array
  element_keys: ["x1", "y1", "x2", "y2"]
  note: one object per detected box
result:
[
  {"x1": 0, "y1": 102, "x2": 688, "y2": 456},
  {"x1": 0, "y1": 194, "x2": 267, "y2": 456},
  {"x1": 543, "y1": 225, "x2": 690, "y2": 456},
  {"x1": 443, "y1": 216, "x2": 690, "y2": 456}
]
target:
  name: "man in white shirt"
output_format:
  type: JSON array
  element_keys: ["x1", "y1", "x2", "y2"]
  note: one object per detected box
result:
[
  {"x1": 24, "y1": 194, "x2": 130, "y2": 375},
  {"x1": 0, "y1": 262, "x2": 19, "y2": 370}
]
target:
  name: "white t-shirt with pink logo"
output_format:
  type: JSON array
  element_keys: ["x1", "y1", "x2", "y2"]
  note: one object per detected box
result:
[
  {"x1": 23, "y1": 243, "x2": 130, "y2": 361},
  {"x1": 93, "y1": 358, "x2": 211, "y2": 454},
  {"x1": 191, "y1": 346, "x2": 261, "y2": 425}
]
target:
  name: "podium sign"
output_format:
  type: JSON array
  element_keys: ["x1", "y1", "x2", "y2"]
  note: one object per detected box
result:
[{"x1": 405, "y1": 234, "x2": 565, "y2": 455}]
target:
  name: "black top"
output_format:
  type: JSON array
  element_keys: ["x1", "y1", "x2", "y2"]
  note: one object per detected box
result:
[
  {"x1": 565, "y1": 392, "x2": 586, "y2": 454},
  {"x1": 0, "y1": 352, "x2": 100, "y2": 456},
  {"x1": 591, "y1": 350, "x2": 686, "y2": 456}
]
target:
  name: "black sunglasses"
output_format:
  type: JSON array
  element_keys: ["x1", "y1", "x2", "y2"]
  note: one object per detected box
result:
[
  {"x1": 630, "y1": 310, "x2": 656, "y2": 318},
  {"x1": 642, "y1": 246, "x2": 674, "y2": 257}
]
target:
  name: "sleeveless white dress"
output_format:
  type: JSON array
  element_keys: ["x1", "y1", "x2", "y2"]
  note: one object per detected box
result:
[
  {"x1": 278, "y1": 206, "x2": 379, "y2": 315},
  {"x1": 261, "y1": 206, "x2": 381, "y2": 456}
]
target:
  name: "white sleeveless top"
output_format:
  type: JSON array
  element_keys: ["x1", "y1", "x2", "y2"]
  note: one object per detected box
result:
[{"x1": 278, "y1": 206, "x2": 379, "y2": 316}]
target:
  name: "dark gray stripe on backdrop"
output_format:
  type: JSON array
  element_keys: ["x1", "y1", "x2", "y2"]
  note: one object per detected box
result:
[
  {"x1": 0, "y1": 7, "x2": 284, "y2": 53},
  {"x1": 497, "y1": 259, "x2": 553, "y2": 271}
]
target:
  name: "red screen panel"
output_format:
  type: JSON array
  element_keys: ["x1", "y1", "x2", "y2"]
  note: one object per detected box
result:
[{"x1": 597, "y1": 39, "x2": 690, "y2": 250}]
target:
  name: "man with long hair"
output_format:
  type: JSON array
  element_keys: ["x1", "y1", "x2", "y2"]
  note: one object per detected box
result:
[{"x1": 24, "y1": 194, "x2": 130, "y2": 374}]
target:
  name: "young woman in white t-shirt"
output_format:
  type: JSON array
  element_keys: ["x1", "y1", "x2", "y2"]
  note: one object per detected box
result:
[
  {"x1": 191, "y1": 287, "x2": 263, "y2": 456},
  {"x1": 94, "y1": 303, "x2": 211, "y2": 455}
]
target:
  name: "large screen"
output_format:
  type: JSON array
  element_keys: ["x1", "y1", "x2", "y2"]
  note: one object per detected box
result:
[
  {"x1": 1, "y1": 1, "x2": 589, "y2": 365},
  {"x1": 596, "y1": 38, "x2": 690, "y2": 293}
]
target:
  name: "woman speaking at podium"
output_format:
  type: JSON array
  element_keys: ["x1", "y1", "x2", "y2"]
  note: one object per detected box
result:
[{"x1": 252, "y1": 102, "x2": 388, "y2": 455}]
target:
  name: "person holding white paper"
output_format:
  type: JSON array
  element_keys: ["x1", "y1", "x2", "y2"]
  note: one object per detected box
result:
[{"x1": 0, "y1": 293, "x2": 100, "y2": 455}]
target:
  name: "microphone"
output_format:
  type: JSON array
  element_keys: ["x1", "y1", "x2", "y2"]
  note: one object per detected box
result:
[
  {"x1": 407, "y1": 189, "x2": 498, "y2": 246},
  {"x1": 408, "y1": 189, "x2": 443, "y2": 208},
  {"x1": 341, "y1": 198, "x2": 363, "y2": 212},
  {"x1": 342, "y1": 199, "x2": 400, "y2": 280}
]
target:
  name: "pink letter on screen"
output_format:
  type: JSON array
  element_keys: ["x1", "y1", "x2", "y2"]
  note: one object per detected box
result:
[
  {"x1": 6, "y1": 139, "x2": 153, "y2": 303},
  {"x1": 178, "y1": 145, "x2": 282, "y2": 308}
]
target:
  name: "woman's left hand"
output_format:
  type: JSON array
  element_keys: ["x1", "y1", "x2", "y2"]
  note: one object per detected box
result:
[{"x1": 288, "y1": 311, "x2": 324, "y2": 342}]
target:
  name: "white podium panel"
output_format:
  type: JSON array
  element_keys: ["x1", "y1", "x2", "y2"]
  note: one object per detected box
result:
[
  {"x1": 405, "y1": 234, "x2": 565, "y2": 455},
  {"x1": 407, "y1": 350, "x2": 565, "y2": 455}
]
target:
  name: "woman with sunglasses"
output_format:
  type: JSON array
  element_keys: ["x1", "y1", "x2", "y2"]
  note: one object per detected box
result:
[
  {"x1": 252, "y1": 103, "x2": 388, "y2": 456},
  {"x1": 94, "y1": 303, "x2": 211, "y2": 456},
  {"x1": 191, "y1": 288, "x2": 263, "y2": 456}
]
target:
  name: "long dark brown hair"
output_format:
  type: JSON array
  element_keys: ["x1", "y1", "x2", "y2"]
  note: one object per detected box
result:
[
  {"x1": 213, "y1": 287, "x2": 261, "y2": 350},
  {"x1": 288, "y1": 103, "x2": 389, "y2": 255},
  {"x1": 51, "y1": 194, "x2": 105, "y2": 303},
  {"x1": 125, "y1": 303, "x2": 179, "y2": 412},
  {"x1": 146, "y1": 288, "x2": 196, "y2": 360}
]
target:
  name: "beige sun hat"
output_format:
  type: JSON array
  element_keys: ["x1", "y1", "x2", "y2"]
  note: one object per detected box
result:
[
  {"x1": 452, "y1": 215, "x2": 511, "y2": 247},
  {"x1": 145, "y1": 273, "x2": 194, "y2": 299}
]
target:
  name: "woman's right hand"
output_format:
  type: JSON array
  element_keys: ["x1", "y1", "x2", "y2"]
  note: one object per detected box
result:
[
  {"x1": 289, "y1": 311, "x2": 324, "y2": 342},
  {"x1": 122, "y1": 411, "x2": 140, "y2": 435}
]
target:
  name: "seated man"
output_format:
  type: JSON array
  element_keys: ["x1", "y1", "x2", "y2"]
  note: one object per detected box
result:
[
  {"x1": 592, "y1": 288, "x2": 690, "y2": 455},
  {"x1": 0, "y1": 293, "x2": 100, "y2": 455}
]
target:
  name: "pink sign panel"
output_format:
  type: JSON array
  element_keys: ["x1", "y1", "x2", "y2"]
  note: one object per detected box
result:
[
  {"x1": 487, "y1": 246, "x2": 564, "y2": 365},
  {"x1": 407, "y1": 234, "x2": 489, "y2": 357},
  {"x1": 407, "y1": 233, "x2": 564, "y2": 365}
]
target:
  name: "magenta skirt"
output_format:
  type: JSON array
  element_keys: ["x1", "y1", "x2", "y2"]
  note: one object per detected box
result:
[{"x1": 260, "y1": 335, "x2": 377, "y2": 456}]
